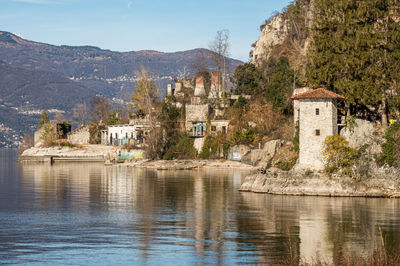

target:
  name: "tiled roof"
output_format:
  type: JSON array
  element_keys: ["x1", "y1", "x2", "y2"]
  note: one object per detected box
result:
[{"x1": 290, "y1": 88, "x2": 345, "y2": 100}]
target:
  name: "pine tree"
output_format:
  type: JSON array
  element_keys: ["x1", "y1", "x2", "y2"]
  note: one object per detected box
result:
[
  {"x1": 307, "y1": 0, "x2": 400, "y2": 124},
  {"x1": 38, "y1": 110, "x2": 49, "y2": 128}
]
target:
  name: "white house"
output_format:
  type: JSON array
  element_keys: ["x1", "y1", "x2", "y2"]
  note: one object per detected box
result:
[{"x1": 101, "y1": 116, "x2": 154, "y2": 146}]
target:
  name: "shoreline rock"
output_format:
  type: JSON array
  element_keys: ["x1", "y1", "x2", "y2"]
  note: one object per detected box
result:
[
  {"x1": 240, "y1": 169, "x2": 400, "y2": 198},
  {"x1": 123, "y1": 159, "x2": 256, "y2": 170}
]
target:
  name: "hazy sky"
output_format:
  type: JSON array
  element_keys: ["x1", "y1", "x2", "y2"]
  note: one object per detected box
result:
[{"x1": 0, "y1": 0, "x2": 292, "y2": 61}]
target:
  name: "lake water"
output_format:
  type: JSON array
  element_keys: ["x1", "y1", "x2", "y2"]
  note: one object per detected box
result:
[{"x1": 1, "y1": 149, "x2": 400, "y2": 265}]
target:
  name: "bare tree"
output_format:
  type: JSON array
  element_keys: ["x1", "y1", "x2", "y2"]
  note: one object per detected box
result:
[
  {"x1": 209, "y1": 29, "x2": 230, "y2": 100},
  {"x1": 132, "y1": 67, "x2": 160, "y2": 115},
  {"x1": 90, "y1": 96, "x2": 111, "y2": 123},
  {"x1": 73, "y1": 103, "x2": 89, "y2": 126},
  {"x1": 132, "y1": 67, "x2": 163, "y2": 159}
]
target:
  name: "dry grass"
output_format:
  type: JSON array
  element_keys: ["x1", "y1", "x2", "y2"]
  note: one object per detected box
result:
[{"x1": 272, "y1": 143, "x2": 298, "y2": 171}]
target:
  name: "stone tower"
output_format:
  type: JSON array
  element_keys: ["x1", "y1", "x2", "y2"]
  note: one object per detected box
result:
[
  {"x1": 208, "y1": 72, "x2": 222, "y2": 99},
  {"x1": 167, "y1": 84, "x2": 173, "y2": 96},
  {"x1": 291, "y1": 88, "x2": 345, "y2": 170},
  {"x1": 194, "y1": 76, "x2": 206, "y2": 97}
]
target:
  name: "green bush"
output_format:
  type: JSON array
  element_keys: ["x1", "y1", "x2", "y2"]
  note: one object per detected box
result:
[
  {"x1": 379, "y1": 121, "x2": 400, "y2": 167},
  {"x1": 323, "y1": 135, "x2": 357, "y2": 174},
  {"x1": 162, "y1": 134, "x2": 197, "y2": 160},
  {"x1": 199, "y1": 135, "x2": 228, "y2": 159},
  {"x1": 276, "y1": 157, "x2": 297, "y2": 171},
  {"x1": 231, "y1": 128, "x2": 255, "y2": 145}
]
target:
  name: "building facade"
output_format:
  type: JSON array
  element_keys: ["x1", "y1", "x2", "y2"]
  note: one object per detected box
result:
[
  {"x1": 291, "y1": 88, "x2": 344, "y2": 170},
  {"x1": 101, "y1": 117, "x2": 152, "y2": 146},
  {"x1": 67, "y1": 125, "x2": 90, "y2": 145}
]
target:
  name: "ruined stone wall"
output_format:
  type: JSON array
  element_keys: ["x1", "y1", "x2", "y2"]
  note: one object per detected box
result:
[
  {"x1": 298, "y1": 99, "x2": 337, "y2": 169},
  {"x1": 209, "y1": 72, "x2": 222, "y2": 99},
  {"x1": 210, "y1": 120, "x2": 229, "y2": 133},
  {"x1": 194, "y1": 76, "x2": 206, "y2": 96},
  {"x1": 68, "y1": 126, "x2": 90, "y2": 145},
  {"x1": 185, "y1": 104, "x2": 209, "y2": 131}
]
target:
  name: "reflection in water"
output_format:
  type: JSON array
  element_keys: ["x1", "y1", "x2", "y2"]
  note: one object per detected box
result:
[{"x1": 0, "y1": 149, "x2": 400, "y2": 264}]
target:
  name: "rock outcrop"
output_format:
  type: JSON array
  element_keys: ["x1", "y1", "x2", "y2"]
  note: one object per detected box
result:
[
  {"x1": 251, "y1": 0, "x2": 314, "y2": 66},
  {"x1": 240, "y1": 169, "x2": 400, "y2": 198},
  {"x1": 251, "y1": 14, "x2": 289, "y2": 64},
  {"x1": 341, "y1": 119, "x2": 382, "y2": 154},
  {"x1": 241, "y1": 140, "x2": 284, "y2": 166}
]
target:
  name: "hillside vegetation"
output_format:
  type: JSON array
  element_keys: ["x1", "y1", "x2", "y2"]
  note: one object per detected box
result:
[{"x1": 252, "y1": 0, "x2": 400, "y2": 124}]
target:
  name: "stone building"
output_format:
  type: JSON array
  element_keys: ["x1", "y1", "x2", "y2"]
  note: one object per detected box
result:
[
  {"x1": 291, "y1": 88, "x2": 345, "y2": 169},
  {"x1": 33, "y1": 122, "x2": 71, "y2": 147},
  {"x1": 210, "y1": 120, "x2": 229, "y2": 134},
  {"x1": 174, "y1": 82, "x2": 184, "y2": 99},
  {"x1": 292, "y1": 87, "x2": 312, "y2": 125},
  {"x1": 208, "y1": 72, "x2": 222, "y2": 99},
  {"x1": 167, "y1": 84, "x2": 173, "y2": 96},
  {"x1": 185, "y1": 103, "x2": 208, "y2": 137},
  {"x1": 194, "y1": 76, "x2": 206, "y2": 97},
  {"x1": 105, "y1": 125, "x2": 138, "y2": 146},
  {"x1": 67, "y1": 125, "x2": 90, "y2": 145},
  {"x1": 101, "y1": 117, "x2": 153, "y2": 146}
]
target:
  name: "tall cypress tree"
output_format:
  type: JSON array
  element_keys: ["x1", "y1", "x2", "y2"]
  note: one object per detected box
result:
[{"x1": 307, "y1": 0, "x2": 400, "y2": 123}]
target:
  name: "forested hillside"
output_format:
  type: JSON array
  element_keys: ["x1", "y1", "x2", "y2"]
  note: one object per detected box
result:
[{"x1": 248, "y1": 0, "x2": 400, "y2": 124}]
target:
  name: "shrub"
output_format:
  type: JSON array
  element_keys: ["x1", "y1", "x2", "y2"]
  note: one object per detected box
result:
[
  {"x1": 323, "y1": 135, "x2": 357, "y2": 174},
  {"x1": 199, "y1": 135, "x2": 226, "y2": 159},
  {"x1": 162, "y1": 134, "x2": 197, "y2": 160},
  {"x1": 273, "y1": 143, "x2": 298, "y2": 171},
  {"x1": 230, "y1": 129, "x2": 255, "y2": 145},
  {"x1": 41, "y1": 122, "x2": 55, "y2": 147},
  {"x1": 379, "y1": 121, "x2": 400, "y2": 167}
]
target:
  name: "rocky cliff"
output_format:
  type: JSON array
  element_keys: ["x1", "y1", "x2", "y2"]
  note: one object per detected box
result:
[{"x1": 251, "y1": 0, "x2": 314, "y2": 67}]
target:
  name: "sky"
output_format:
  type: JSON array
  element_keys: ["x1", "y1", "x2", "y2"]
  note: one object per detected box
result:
[{"x1": 0, "y1": 0, "x2": 292, "y2": 61}]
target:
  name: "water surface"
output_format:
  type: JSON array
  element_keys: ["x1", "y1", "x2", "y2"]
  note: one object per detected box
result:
[{"x1": 1, "y1": 149, "x2": 400, "y2": 265}]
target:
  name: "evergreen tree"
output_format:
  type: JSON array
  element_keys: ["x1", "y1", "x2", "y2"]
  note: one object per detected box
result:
[
  {"x1": 307, "y1": 0, "x2": 400, "y2": 124},
  {"x1": 38, "y1": 110, "x2": 49, "y2": 128},
  {"x1": 263, "y1": 57, "x2": 295, "y2": 112},
  {"x1": 233, "y1": 63, "x2": 262, "y2": 95}
]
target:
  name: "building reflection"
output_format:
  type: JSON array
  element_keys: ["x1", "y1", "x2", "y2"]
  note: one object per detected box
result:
[
  {"x1": 18, "y1": 163, "x2": 400, "y2": 264},
  {"x1": 239, "y1": 192, "x2": 400, "y2": 264}
]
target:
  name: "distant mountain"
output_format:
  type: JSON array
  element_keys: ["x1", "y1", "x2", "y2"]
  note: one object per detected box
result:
[
  {"x1": 0, "y1": 31, "x2": 243, "y2": 147},
  {"x1": 0, "y1": 31, "x2": 242, "y2": 98},
  {"x1": 0, "y1": 60, "x2": 96, "y2": 110}
]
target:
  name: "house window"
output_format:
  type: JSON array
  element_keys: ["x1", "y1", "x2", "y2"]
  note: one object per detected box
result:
[
  {"x1": 316, "y1": 108, "x2": 320, "y2": 115},
  {"x1": 315, "y1": 129, "x2": 320, "y2": 136},
  {"x1": 222, "y1": 126, "x2": 227, "y2": 134},
  {"x1": 211, "y1": 126, "x2": 216, "y2": 132}
]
